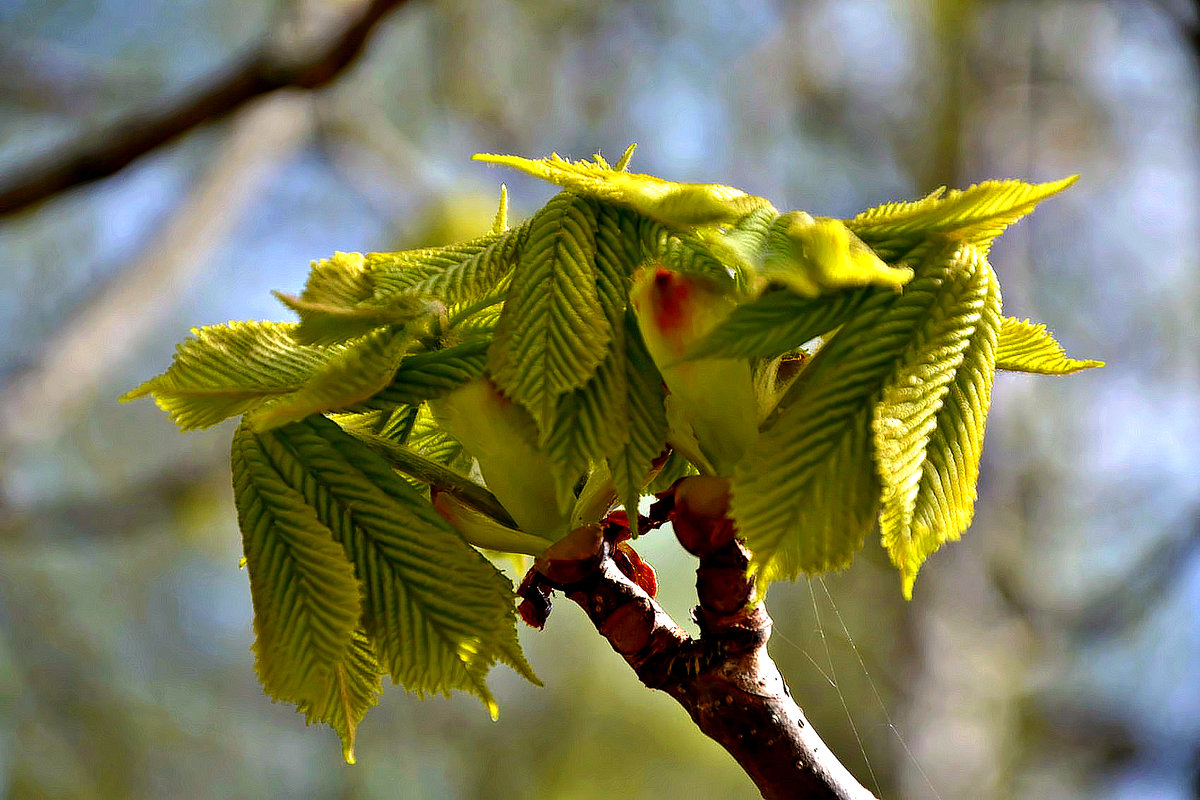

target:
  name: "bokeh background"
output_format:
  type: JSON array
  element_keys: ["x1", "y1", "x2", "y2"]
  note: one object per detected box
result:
[{"x1": 1, "y1": 0, "x2": 1198, "y2": 798}]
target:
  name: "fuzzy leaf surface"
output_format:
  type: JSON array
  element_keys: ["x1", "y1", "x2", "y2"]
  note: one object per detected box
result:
[
  {"x1": 996, "y1": 317, "x2": 1104, "y2": 374},
  {"x1": 488, "y1": 193, "x2": 611, "y2": 429},
  {"x1": 249, "y1": 328, "x2": 410, "y2": 431},
  {"x1": 231, "y1": 422, "x2": 365, "y2": 753},
  {"x1": 873, "y1": 247, "x2": 992, "y2": 597},
  {"x1": 684, "y1": 287, "x2": 869, "y2": 361},
  {"x1": 846, "y1": 176, "x2": 1077, "y2": 260},
  {"x1": 123, "y1": 322, "x2": 334, "y2": 430},
  {"x1": 254, "y1": 415, "x2": 538, "y2": 716}
]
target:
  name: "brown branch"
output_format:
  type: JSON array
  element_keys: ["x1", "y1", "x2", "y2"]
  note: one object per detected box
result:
[
  {"x1": 529, "y1": 478, "x2": 876, "y2": 800},
  {"x1": 0, "y1": 0, "x2": 413, "y2": 217}
]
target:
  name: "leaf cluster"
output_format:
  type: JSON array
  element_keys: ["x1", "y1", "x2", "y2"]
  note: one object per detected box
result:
[{"x1": 125, "y1": 146, "x2": 1100, "y2": 755}]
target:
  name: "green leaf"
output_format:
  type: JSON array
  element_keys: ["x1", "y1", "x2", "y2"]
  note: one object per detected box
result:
[
  {"x1": 296, "y1": 631, "x2": 384, "y2": 764},
  {"x1": 684, "y1": 287, "x2": 869, "y2": 361},
  {"x1": 474, "y1": 151, "x2": 771, "y2": 227},
  {"x1": 760, "y1": 213, "x2": 913, "y2": 296},
  {"x1": 249, "y1": 328, "x2": 410, "y2": 431},
  {"x1": 996, "y1": 317, "x2": 1104, "y2": 374},
  {"x1": 274, "y1": 289, "x2": 436, "y2": 346},
  {"x1": 358, "y1": 338, "x2": 491, "y2": 410},
  {"x1": 291, "y1": 251, "x2": 374, "y2": 309},
  {"x1": 872, "y1": 248, "x2": 992, "y2": 598},
  {"x1": 230, "y1": 422, "x2": 365, "y2": 752},
  {"x1": 488, "y1": 193, "x2": 612, "y2": 429},
  {"x1": 899, "y1": 261, "x2": 1003, "y2": 599},
  {"x1": 731, "y1": 242, "x2": 963, "y2": 581},
  {"x1": 408, "y1": 224, "x2": 529, "y2": 306},
  {"x1": 846, "y1": 176, "x2": 1078, "y2": 260},
  {"x1": 365, "y1": 233, "x2": 510, "y2": 298},
  {"x1": 662, "y1": 206, "x2": 778, "y2": 289},
  {"x1": 122, "y1": 322, "x2": 333, "y2": 430},
  {"x1": 431, "y1": 378, "x2": 572, "y2": 539},
  {"x1": 407, "y1": 405, "x2": 473, "y2": 474},
  {"x1": 539, "y1": 202, "x2": 646, "y2": 508},
  {"x1": 608, "y1": 311, "x2": 669, "y2": 535},
  {"x1": 255, "y1": 415, "x2": 538, "y2": 715}
]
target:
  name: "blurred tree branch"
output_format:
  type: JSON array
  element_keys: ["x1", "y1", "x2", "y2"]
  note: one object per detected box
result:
[
  {"x1": 0, "y1": 92, "x2": 313, "y2": 455},
  {"x1": 0, "y1": 0, "x2": 413, "y2": 218}
]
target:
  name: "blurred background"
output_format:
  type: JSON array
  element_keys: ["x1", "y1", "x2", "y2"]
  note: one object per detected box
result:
[{"x1": 1, "y1": 0, "x2": 1197, "y2": 797}]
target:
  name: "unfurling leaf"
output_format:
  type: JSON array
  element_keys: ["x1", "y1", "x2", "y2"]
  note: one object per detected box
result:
[
  {"x1": 488, "y1": 192, "x2": 612, "y2": 429},
  {"x1": 996, "y1": 317, "x2": 1104, "y2": 374},
  {"x1": 731, "y1": 242, "x2": 965, "y2": 581},
  {"x1": 846, "y1": 176, "x2": 1078, "y2": 260},
  {"x1": 474, "y1": 151, "x2": 770, "y2": 227},
  {"x1": 122, "y1": 322, "x2": 335, "y2": 430},
  {"x1": 761, "y1": 213, "x2": 913, "y2": 296},
  {"x1": 249, "y1": 327, "x2": 410, "y2": 431}
]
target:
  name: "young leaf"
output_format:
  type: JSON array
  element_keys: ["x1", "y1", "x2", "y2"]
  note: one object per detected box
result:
[
  {"x1": 255, "y1": 415, "x2": 539, "y2": 714},
  {"x1": 731, "y1": 242, "x2": 962, "y2": 581},
  {"x1": 297, "y1": 631, "x2": 384, "y2": 764},
  {"x1": 608, "y1": 311, "x2": 670, "y2": 535},
  {"x1": 357, "y1": 338, "x2": 491, "y2": 410},
  {"x1": 488, "y1": 192, "x2": 612, "y2": 429},
  {"x1": 274, "y1": 289, "x2": 436, "y2": 346},
  {"x1": 872, "y1": 248, "x2": 992, "y2": 597},
  {"x1": 683, "y1": 287, "x2": 869, "y2": 361},
  {"x1": 899, "y1": 260, "x2": 1003, "y2": 598},
  {"x1": 122, "y1": 322, "x2": 334, "y2": 430},
  {"x1": 408, "y1": 223, "x2": 529, "y2": 306},
  {"x1": 539, "y1": 203, "x2": 646, "y2": 508},
  {"x1": 249, "y1": 327, "x2": 410, "y2": 431},
  {"x1": 230, "y1": 422, "x2": 365, "y2": 749},
  {"x1": 760, "y1": 213, "x2": 913, "y2": 296},
  {"x1": 996, "y1": 317, "x2": 1104, "y2": 374},
  {"x1": 474, "y1": 151, "x2": 771, "y2": 227},
  {"x1": 365, "y1": 233, "x2": 510, "y2": 298},
  {"x1": 846, "y1": 176, "x2": 1078, "y2": 260},
  {"x1": 431, "y1": 378, "x2": 573, "y2": 540}
]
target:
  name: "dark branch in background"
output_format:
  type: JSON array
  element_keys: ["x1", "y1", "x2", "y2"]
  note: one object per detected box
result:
[
  {"x1": 0, "y1": 0, "x2": 413, "y2": 218},
  {"x1": 525, "y1": 476, "x2": 877, "y2": 800}
]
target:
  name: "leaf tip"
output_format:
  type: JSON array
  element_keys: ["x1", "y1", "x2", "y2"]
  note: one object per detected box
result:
[{"x1": 614, "y1": 143, "x2": 637, "y2": 172}]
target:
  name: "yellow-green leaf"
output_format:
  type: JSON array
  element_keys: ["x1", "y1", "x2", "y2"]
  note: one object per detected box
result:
[
  {"x1": 297, "y1": 631, "x2": 383, "y2": 764},
  {"x1": 231, "y1": 422, "x2": 364, "y2": 739},
  {"x1": 872, "y1": 247, "x2": 992, "y2": 597},
  {"x1": 474, "y1": 151, "x2": 770, "y2": 227},
  {"x1": 996, "y1": 317, "x2": 1104, "y2": 374},
  {"x1": 898, "y1": 261, "x2": 1003, "y2": 599},
  {"x1": 257, "y1": 416, "x2": 539, "y2": 714},
  {"x1": 846, "y1": 176, "x2": 1078, "y2": 259},
  {"x1": 762, "y1": 213, "x2": 913, "y2": 296},
  {"x1": 122, "y1": 322, "x2": 333, "y2": 430},
  {"x1": 249, "y1": 328, "x2": 411, "y2": 431},
  {"x1": 731, "y1": 242, "x2": 960, "y2": 582},
  {"x1": 488, "y1": 193, "x2": 612, "y2": 429}
]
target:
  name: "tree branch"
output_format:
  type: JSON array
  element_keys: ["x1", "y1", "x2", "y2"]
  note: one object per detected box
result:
[
  {"x1": 528, "y1": 477, "x2": 877, "y2": 800},
  {"x1": 0, "y1": 0, "x2": 413, "y2": 217}
]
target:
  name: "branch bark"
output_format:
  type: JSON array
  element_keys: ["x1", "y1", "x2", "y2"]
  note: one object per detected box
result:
[
  {"x1": 0, "y1": 0, "x2": 412, "y2": 217},
  {"x1": 527, "y1": 477, "x2": 877, "y2": 800}
]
